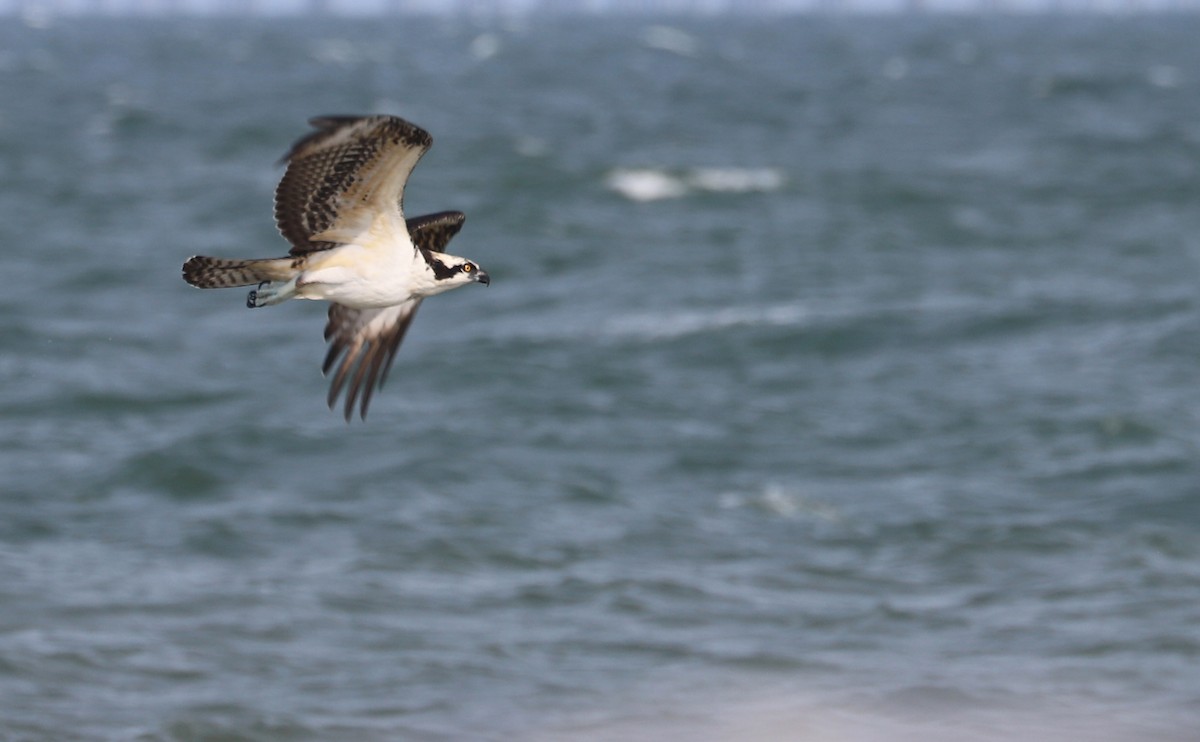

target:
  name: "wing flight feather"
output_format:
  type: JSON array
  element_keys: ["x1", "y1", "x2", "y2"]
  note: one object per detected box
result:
[{"x1": 323, "y1": 301, "x2": 422, "y2": 421}]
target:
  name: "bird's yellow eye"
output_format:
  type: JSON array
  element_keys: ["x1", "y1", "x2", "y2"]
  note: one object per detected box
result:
[{"x1": 462, "y1": 263, "x2": 473, "y2": 273}]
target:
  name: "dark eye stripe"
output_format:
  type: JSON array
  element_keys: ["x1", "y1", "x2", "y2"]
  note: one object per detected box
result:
[{"x1": 427, "y1": 256, "x2": 476, "y2": 280}]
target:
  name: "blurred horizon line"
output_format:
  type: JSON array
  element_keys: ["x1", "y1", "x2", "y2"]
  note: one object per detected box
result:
[{"x1": 9, "y1": 0, "x2": 1200, "y2": 19}]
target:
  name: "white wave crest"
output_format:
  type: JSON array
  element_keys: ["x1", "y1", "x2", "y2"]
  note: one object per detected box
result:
[
  {"x1": 606, "y1": 167, "x2": 786, "y2": 202},
  {"x1": 719, "y1": 484, "x2": 842, "y2": 522},
  {"x1": 605, "y1": 169, "x2": 689, "y2": 202},
  {"x1": 640, "y1": 25, "x2": 701, "y2": 57},
  {"x1": 689, "y1": 166, "x2": 786, "y2": 193},
  {"x1": 604, "y1": 302, "x2": 812, "y2": 341}
]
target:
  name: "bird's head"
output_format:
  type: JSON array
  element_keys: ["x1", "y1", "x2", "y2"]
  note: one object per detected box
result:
[{"x1": 423, "y1": 253, "x2": 490, "y2": 296}]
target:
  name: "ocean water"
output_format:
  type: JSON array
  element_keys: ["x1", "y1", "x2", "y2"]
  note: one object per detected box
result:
[{"x1": 1, "y1": 12, "x2": 1199, "y2": 741}]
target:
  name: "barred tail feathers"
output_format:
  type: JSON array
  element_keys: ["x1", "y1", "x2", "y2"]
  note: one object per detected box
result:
[{"x1": 182, "y1": 256, "x2": 298, "y2": 289}]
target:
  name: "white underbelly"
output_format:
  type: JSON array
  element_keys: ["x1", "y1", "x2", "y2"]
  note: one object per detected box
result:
[{"x1": 295, "y1": 245, "x2": 417, "y2": 308}]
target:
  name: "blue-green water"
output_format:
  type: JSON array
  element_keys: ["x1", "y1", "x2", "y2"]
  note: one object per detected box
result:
[{"x1": 2, "y1": 13, "x2": 1199, "y2": 741}]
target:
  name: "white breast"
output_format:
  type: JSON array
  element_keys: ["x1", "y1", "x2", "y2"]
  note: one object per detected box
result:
[{"x1": 295, "y1": 230, "x2": 425, "y2": 309}]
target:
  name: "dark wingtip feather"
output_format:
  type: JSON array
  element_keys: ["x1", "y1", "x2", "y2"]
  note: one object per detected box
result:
[
  {"x1": 279, "y1": 115, "x2": 432, "y2": 166},
  {"x1": 343, "y1": 350, "x2": 373, "y2": 423},
  {"x1": 277, "y1": 115, "x2": 357, "y2": 166},
  {"x1": 321, "y1": 301, "x2": 422, "y2": 423}
]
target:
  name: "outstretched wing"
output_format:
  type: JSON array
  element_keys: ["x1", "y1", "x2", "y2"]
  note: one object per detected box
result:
[
  {"x1": 405, "y1": 210, "x2": 465, "y2": 255},
  {"x1": 274, "y1": 115, "x2": 433, "y2": 256},
  {"x1": 321, "y1": 212, "x2": 468, "y2": 421},
  {"x1": 323, "y1": 300, "x2": 422, "y2": 421}
]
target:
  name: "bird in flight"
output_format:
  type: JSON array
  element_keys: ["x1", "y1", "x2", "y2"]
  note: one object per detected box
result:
[{"x1": 182, "y1": 115, "x2": 489, "y2": 421}]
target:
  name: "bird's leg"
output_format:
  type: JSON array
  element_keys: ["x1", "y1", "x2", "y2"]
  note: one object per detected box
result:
[{"x1": 247, "y1": 277, "x2": 298, "y2": 308}]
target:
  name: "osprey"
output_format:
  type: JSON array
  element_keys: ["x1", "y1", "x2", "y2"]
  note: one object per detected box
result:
[{"x1": 182, "y1": 115, "x2": 489, "y2": 421}]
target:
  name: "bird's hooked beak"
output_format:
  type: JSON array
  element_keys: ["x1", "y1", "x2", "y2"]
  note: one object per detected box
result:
[{"x1": 474, "y1": 269, "x2": 490, "y2": 286}]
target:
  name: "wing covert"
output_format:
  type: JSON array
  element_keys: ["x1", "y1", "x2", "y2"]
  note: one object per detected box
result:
[{"x1": 406, "y1": 211, "x2": 466, "y2": 254}]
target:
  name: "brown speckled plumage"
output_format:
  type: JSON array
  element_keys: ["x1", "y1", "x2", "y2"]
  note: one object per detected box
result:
[{"x1": 274, "y1": 116, "x2": 432, "y2": 255}]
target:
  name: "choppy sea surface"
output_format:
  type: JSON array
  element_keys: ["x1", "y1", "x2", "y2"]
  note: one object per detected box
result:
[{"x1": 1, "y1": 12, "x2": 1199, "y2": 741}]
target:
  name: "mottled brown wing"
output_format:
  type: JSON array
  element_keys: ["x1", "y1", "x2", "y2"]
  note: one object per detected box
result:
[{"x1": 275, "y1": 115, "x2": 433, "y2": 256}]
